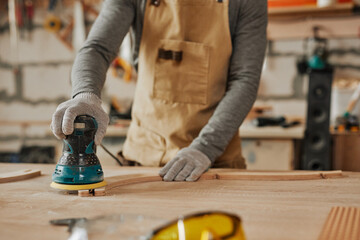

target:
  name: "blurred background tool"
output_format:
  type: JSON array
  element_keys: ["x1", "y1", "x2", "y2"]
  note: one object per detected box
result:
[
  {"x1": 252, "y1": 116, "x2": 300, "y2": 128},
  {"x1": 335, "y1": 114, "x2": 359, "y2": 132},
  {"x1": 43, "y1": 0, "x2": 62, "y2": 32},
  {"x1": 111, "y1": 57, "x2": 134, "y2": 83},
  {"x1": 344, "y1": 83, "x2": 360, "y2": 117}
]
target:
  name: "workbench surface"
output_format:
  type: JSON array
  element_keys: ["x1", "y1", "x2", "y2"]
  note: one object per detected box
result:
[{"x1": 1, "y1": 163, "x2": 359, "y2": 240}]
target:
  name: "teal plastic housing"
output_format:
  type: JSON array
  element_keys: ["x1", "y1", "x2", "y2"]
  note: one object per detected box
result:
[{"x1": 52, "y1": 164, "x2": 104, "y2": 185}]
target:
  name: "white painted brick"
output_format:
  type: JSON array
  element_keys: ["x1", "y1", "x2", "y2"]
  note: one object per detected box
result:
[
  {"x1": 19, "y1": 28, "x2": 74, "y2": 63},
  {"x1": 328, "y1": 38, "x2": 360, "y2": 49},
  {"x1": 0, "y1": 32, "x2": 12, "y2": 63},
  {"x1": 0, "y1": 140, "x2": 22, "y2": 152},
  {"x1": 0, "y1": 125, "x2": 22, "y2": 136},
  {"x1": 0, "y1": 102, "x2": 57, "y2": 122},
  {"x1": 0, "y1": 124, "x2": 54, "y2": 138},
  {"x1": 0, "y1": 30, "x2": 74, "y2": 64},
  {"x1": 23, "y1": 65, "x2": 72, "y2": 100},
  {"x1": 104, "y1": 70, "x2": 136, "y2": 100},
  {"x1": 25, "y1": 125, "x2": 53, "y2": 137},
  {"x1": 329, "y1": 55, "x2": 360, "y2": 71},
  {"x1": 255, "y1": 99, "x2": 307, "y2": 118},
  {"x1": 259, "y1": 56, "x2": 296, "y2": 97},
  {"x1": 0, "y1": 69, "x2": 16, "y2": 96},
  {"x1": 271, "y1": 40, "x2": 303, "y2": 54}
]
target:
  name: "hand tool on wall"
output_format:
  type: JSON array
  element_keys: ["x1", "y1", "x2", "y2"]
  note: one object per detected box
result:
[
  {"x1": 252, "y1": 116, "x2": 286, "y2": 127},
  {"x1": 24, "y1": 0, "x2": 33, "y2": 39},
  {"x1": 51, "y1": 115, "x2": 107, "y2": 191},
  {"x1": 252, "y1": 116, "x2": 301, "y2": 128},
  {"x1": 111, "y1": 57, "x2": 134, "y2": 82},
  {"x1": 44, "y1": 0, "x2": 62, "y2": 33}
]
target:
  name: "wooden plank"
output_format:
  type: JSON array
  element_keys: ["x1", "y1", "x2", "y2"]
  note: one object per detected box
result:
[
  {"x1": 318, "y1": 206, "x2": 360, "y2": 240},
  {"x1": 104, "y1": 170, "x2": 342, "y2": 194},
  {"x1": 105, "y1": 172, "x2": 217, "y2": 192},
  {"x1": 217, "y1": 171, "x2": 322, "y2": 180},
  {"x1": 0, "y1": 169, "x2": 41, "y2": 183},
  {"x1": 320, "y1": 170, "x2": 343, "y2": 179},
  {"x1": 77, "y1": 187, "x2": 106, "y2": 197},
  {"x1": 217, "y1": 170, "x2": 342, "y2": 181}
]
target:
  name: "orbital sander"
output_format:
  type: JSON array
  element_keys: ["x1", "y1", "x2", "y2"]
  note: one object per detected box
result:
[{"x1": 51, "y1": 115, "x2": 107, "y2": 191}]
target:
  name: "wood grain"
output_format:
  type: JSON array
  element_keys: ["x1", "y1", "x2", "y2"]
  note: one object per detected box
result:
[
  {"x1": 217, "y1": 171, "x2": 322, "y2": 181},
  {"x1": 318, "y1": 206, "x2": 360, "y2": 240},
  {"x1": 0, "y1": 164, "x2": 358, "y2": 240},
  {"x1": 0, "y1": 169, "x2": 41, "y2": 183},
  {"x1": 105, "y1": 171, "x2": 217, "y2": 193},
  {"x1": 217, "y1": 170, "x2": 343, "y2": 181},
  {"x1": 104, "y1": 170, "x2": 343, "y2": 194}
]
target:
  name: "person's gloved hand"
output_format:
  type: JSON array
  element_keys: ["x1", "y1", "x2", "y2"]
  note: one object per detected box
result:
[
  {"x1": 159, "y1": 147, "x2": 211, "y2": 182},
  {"x1": 50, "y1": 92, "x2": 109, "y2": 145}
]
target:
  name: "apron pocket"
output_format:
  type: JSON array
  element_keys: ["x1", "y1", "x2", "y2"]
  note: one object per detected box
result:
[{"x1": 153, "y1": 39, "x2": 210, "y2": 105}]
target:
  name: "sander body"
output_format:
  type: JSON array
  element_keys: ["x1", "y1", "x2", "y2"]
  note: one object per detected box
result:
[{"x1": 51, "y1": 115, "x2": 106, "y2": 190}]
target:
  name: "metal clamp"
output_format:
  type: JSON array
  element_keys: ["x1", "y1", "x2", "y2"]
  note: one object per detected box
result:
[{"x1": 158, "y1": 48, "x2": 183, "y2": 62}]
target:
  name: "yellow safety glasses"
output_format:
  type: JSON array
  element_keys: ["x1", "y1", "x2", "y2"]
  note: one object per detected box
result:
[{"x1": 147, "y1": 211, "x2": 246, "y2": 240}]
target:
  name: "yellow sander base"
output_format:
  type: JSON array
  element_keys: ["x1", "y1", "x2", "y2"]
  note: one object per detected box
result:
[{"x1": 50, "y1": 180, "x2": 107, "y2": 191}]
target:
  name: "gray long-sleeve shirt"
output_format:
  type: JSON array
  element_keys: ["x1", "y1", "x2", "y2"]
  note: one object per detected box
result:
[{"x1": 72, "y1": 0, "x2": 267, "y2": 163}]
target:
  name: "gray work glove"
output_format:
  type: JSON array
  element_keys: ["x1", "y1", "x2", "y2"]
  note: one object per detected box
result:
[
  {"x1": 51, "y1": 92, "x2": 109, "y2": 145},
  {"x1": 159, "y1": 147, "x2": 211, "y2": 182}
]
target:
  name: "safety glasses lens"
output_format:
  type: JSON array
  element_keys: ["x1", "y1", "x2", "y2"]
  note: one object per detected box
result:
[{"x1": 150, "y1": 213, "x2": 244, "y2": 240}]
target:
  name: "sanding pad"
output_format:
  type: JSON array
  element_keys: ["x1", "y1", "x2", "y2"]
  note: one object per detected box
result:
[{"x1": 50, "y1": 180, "x2": 107, "y2": 191}]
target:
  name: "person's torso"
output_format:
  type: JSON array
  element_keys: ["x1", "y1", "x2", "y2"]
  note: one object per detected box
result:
[
  {"x1": 129, "y1": 0, "x2": 244, "y2": 69},
  {"x1": 122, "y1": 0, "x2": 244, "y2": 167}
]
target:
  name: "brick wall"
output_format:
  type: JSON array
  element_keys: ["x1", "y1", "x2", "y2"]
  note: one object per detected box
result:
[
  {"x1": 1, "y1": 5, "x2": 360, "y2": 163},
  {"x1": 255, "y1": 37, "x2": 360, "y2": 120}
]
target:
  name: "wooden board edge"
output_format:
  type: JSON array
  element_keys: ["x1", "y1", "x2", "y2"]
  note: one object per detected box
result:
[
  {"x1": 217, "y1": 170, "x2": 343, "y2": 181},
  {"x1": 0, "y1": 169, "x2": 42, "y2": 183},
  {"x1": 320, "y1": 170, "x2": 343, "y2": 179},
  {"x1": 106, "y1": 175, "x2": 163, "y2": 191},
  {"x1": 217, "y1": 172, "x2": 322, "y2": 181}
]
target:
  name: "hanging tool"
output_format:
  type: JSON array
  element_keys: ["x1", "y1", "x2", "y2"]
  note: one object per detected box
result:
[
  {"x1": 24, "y1": 0, "x2": 34, "y2": 39},
  {"x1": 43, "y1": 15, "x2": 62, "y2": 32},
  {"x1": 44, "y1": 0, "x2": 62, "y2": 33},
  {"x1": 111, "y1": 57, "x2": 134, "y2": 82},
  {"x1": 51, "y1": 115, "x2": 106, "y2": 191}
]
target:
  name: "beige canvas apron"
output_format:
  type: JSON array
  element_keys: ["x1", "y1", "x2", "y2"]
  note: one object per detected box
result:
[{"x1": 123, "y1": 0, "x2": 246, "y2": 168}]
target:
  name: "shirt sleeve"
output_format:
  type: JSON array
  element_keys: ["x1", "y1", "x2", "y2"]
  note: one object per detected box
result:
[
  {"x1": 71, "y1": 0, "x2": 135, "y2": 98},
  {"x1": 189, "y1": 0, "x2": 268, "y2": 162}
]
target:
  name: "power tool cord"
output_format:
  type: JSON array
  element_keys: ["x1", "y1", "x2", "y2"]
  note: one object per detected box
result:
[{"x1": 100, "y1": 144, "x2": 123, "y2": 166}]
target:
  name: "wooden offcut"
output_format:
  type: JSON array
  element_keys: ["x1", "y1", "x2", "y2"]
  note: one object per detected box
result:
[
  {"x1": 103, "y1": 170, "x2": 343, "y2": 195},
  {"x1": 0, "y1": 169, "x2": 41, "y2": 183},
  {"x1": 318, "y1": 206, "x2": 360, "y2": 240},
  {"x1": 78, "y1": 187, "x2": 106, "y2": 197}
]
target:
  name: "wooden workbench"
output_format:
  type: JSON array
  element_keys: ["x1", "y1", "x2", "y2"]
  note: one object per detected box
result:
[{"x1": 0, "y1": 163, "x2": 359, "y2": 240}]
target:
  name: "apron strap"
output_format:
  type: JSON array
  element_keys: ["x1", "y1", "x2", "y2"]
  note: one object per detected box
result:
[{"x1": 158, "y1": 48, "x2": 183, "y2": 62}]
